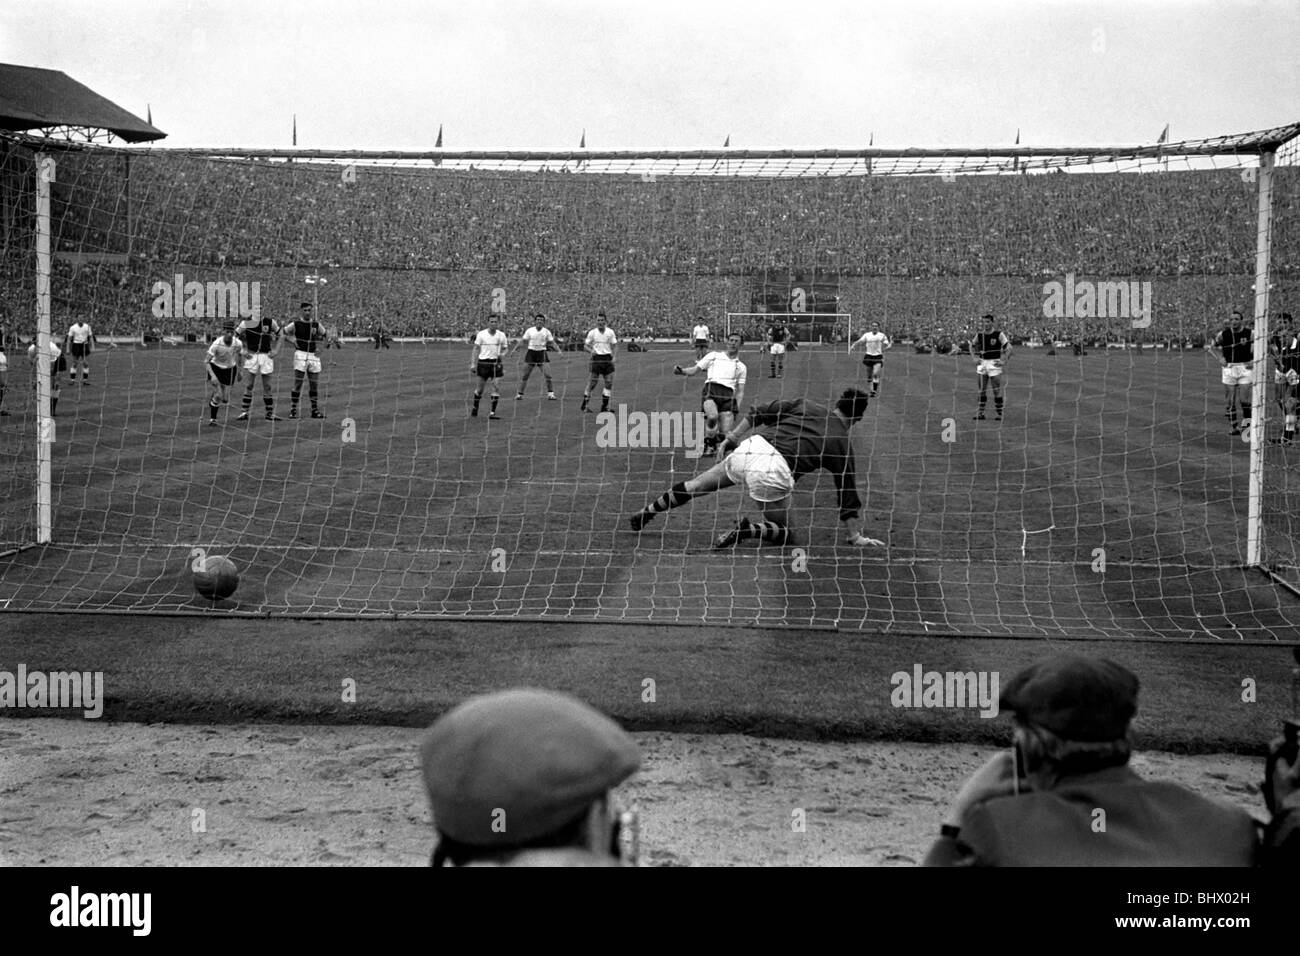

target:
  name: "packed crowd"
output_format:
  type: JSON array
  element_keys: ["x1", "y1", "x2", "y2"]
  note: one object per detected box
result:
[{"x1": 0, "y1": 149, "x2": 1295, "y2": 337}]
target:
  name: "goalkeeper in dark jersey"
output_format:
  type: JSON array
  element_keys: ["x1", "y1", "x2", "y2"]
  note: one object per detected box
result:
[{"x1": 628, "y1": 388, "x2": 883, "y2": 548}]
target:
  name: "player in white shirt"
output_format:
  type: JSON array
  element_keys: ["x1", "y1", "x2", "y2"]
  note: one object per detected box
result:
[
  {"x1": 581, "y1": 312, "x2": 618, "y2": 414},
  {"x1": 675, "y1": 332, "x2": 747, "y2": 457},
  {"x1": 204, "y1": 321, "x2": 246, "y2": 426},
  {"x1": 515, "y1": 314, "x2": 559, "y2": 401},
  {"x1": 692, "y1": 319, "x2": 711, "y2": 361},
  {"x1": 470, "y1": 317, "x2": 510, "y2": 419},
  {"x1": 848, "y1": 321, "x2": 892, "y2": 397},
  {"x1": 26, "y1": 338, "x2": 66, "y2": 417},
  {"x1": 66, "y1": 319, "x2": 95, "y2": 385}
]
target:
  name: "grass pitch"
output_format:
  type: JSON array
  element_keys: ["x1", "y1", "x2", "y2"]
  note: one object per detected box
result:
[{"x1": 1, "y1": 341, "x2": 1298, "y2": 640}]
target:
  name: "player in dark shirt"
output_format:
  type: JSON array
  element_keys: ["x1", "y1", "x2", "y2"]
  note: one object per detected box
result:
[
  {"x1": 1270, "y1": 312, "x2": 1298, "y2": 444},
  {"x1": 970, "y1": 315, "x2": 1012, "y2": 421},
  {"x1": 287, "y1": 300, "x2": 326, "y2": 419},
  {"x1": 768, "y1": 325, "x2": 789, "y2": 378},
  {"x1": 1213, "y1": 310, "x2": 1255, "y2": 435},
  {"x1": 628, "y1": 389, "x2": 884, "y2": 548},
  {"x1": 235, "y1": 313, "x2": 283, "y2": 421}
]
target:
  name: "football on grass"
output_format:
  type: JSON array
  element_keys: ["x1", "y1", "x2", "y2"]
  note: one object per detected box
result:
[{"x1": 193, "y1": 554, "x2": 239, "y2": 600}]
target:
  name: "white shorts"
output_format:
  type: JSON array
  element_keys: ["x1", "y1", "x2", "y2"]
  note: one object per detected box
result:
[
  {"x1": 1221, "y1": 363, "x2": 1251, "y2": 387},
  {"x1": 724, "y1": 435, "x2": 796, "y2": 503},
  {"x1": 294, "y1": 350, "x2": 322, "y2": 373},
  {"x1": 1273, "y1": 367, "x2": 1299, "y2": 387},
  {"x1": 770, "y1": 343, "x2": 786, "y2": 355},
  {"x1": 976, "y1": 359, "x2": 1004, "y2": 377},
  {"x1": 243, "y1": 353, "x2": 274, "y2": 375}
]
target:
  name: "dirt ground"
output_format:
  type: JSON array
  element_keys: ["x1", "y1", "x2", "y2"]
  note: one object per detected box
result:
[{"x1": 0, "y1": 719, "x2": 1269, "y2": 866}]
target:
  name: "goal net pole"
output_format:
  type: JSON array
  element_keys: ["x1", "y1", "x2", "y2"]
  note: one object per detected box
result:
[
  {"x1": 35, "y1": 152, "x2": 53, "y2": 544},
  {"x1": 1247, "y1": 149, "x2": 1276, "y2": 568}
]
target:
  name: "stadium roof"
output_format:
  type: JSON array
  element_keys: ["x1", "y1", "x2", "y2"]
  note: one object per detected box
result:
[{"x1": 0, "y1": 64, "x2": 164, "y2": 143}]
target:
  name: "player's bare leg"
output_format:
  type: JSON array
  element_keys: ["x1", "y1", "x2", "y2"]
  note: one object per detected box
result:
[
  {"x1": 974, "y1": 373, "x2": 990, "y2": 419},
  {"x1": 701, "y1": 397, "x2": 721, "y2": 451},
  {"x1": 628, "y1": 459, "x2": 736, "y2": 531},
  {"x1": 0, "y1": 368, "x2": 8, "y2": 416},
  {"x1": 990, "y1": 376, "x2": 1004, "y2": 420},
  {"x1": 289, "y1": 369, "x2": 306, "y2": 418},
  {"x1": 236, "y1": 369, "x2": 257, "y2": 420},
  {"x1": 598, "y1": 372, "x2": 614, "y2": 413},
  {"x1": 1224, "y1": 382, "x2": 1239, "y2": 432},
  {"x1": 262, "y1": 373, "x2": 281, "y2": 421},
  {"x1": 517, "y1": 362, "x2": 533, "y2": 398},
  {"x1": 207, "y1": 375, "x2": 223, "y2": 425},
  {"x1": 488, "y1": 378, "x2": 502, "y2": 419},
  {"x1": 580, "y1": 373, "x2": 599, "y2": 412},
  {"x1": 716, "y1": 495, "x2": 793, "y2": 548}
]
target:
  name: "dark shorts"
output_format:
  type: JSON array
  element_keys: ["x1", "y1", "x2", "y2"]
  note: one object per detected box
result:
[
  {"x1": 53, "y1": 353, "x2": 68, "y2": 374},
  {"x1": 209, "y1": 363, "x2": 237, "y2": 387},
  {"x1": 477, "y1": 359, "x2": 504, "y2": 379},
  {"x1": 862, "y1": 354, "x2": 883, "y2": 367},
  {"x1": 70, "y1": 342, "x2": 89, "y2": 359},
  {"x1": 524, "y1": 349, "x2": 549, "y2": 366},
  {"x1": 590, "y1": 355, "x2": 615, "y2": 376},
  {"x1": 694, "y1": 339, "x2": 708, "y2": 349},
  {"x1": 702, "y1": 382, "x2": 737, "y2": 414}
]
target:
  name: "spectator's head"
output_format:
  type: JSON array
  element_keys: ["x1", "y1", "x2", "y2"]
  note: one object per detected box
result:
[
  {"x1": 999, "y1": 655, "x2": 1139, "y2": 786},
  {"x1": 420, "y1": 688, "x2": 641, "y2": 867},
  {"x1": 835, "y1": 387, "x2": 871, "y2": 423}
]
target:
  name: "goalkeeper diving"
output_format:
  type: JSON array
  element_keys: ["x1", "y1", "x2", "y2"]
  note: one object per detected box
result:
[{"x1": 628, "y1": 388, "x2": 885, "y2": 548}]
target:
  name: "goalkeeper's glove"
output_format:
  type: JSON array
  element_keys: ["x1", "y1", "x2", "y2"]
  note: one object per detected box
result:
[{"x1": 673, "y1": 364, "x2": 685, "y2": 375}]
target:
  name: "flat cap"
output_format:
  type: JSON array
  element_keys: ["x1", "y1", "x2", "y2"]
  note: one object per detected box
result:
[
  {"x1": 1000, "y1": 655, "x2": 1139, "y2": 742},
  {"x1": 420, "y1": 688, "x2": 640, "y2": 847}
]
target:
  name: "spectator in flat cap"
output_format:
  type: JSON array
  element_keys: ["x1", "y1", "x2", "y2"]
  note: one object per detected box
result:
[
  {"x1": 420, "y1": 688, "x2": 641, "y2": 867},
  {"x1": 923, "y1": 655, "x2": 1259, "y2": 866}
]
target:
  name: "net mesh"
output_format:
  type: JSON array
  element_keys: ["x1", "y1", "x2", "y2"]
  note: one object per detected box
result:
[{"x1": 0, "y1": 128, "x2": 1298, "y2": 638}]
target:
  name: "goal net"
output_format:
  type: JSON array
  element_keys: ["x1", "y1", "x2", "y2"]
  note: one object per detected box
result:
[
  {"x1": 725, "y1": 313, "x2": 853, "y2": 345},
  {"x1": 1, "y1": 126, "x2": 1299, "y2": 640}
]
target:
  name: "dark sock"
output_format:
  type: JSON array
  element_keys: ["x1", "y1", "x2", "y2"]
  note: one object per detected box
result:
[
  {"x1": 472, "y1": 393, "x2": 482, "y2": 411},
  {"x1": 241, "y1": 392, "x2": 253, "y2": 411},
  {"x1": 210, "y1": 400, "x2": 219, "y2": 420},
  {"x1": 1241, "y1": 402, "x2": 1251, "y2": 421},
  {"x1": 646, "y1": 481, "x2": 694, "y2": 514},
  {"x1": 309, "y1": 380, "x2": 319, "y2": 411},
  {"x1": 52, "y1": 397, "x2": 59, "y2": 416},
  {"x1": 994, "y1": 396, "x2": 1004, "y2": 414},
  {"x1": 490, "y1": 395, "x2": 499, "y2": 413},
  {"x1": 601, "y1": 393, "x2": 610, "y2": 412}
]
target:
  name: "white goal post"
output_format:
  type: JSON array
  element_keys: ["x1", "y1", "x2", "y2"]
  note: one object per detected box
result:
[{"x1": 725, "y1": 312, "x2": 853, "y2": 345}]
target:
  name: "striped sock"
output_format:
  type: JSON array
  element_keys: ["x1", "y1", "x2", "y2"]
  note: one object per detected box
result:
[
  {"x1": 646, "y1": 481, "x2": 693, "y2": 514},
  {"x1": 739, "y1": 520, "x2": 789, "y2": 545}
]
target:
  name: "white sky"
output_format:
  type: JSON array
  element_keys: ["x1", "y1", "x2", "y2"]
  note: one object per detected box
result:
[{"x1": 1, "y1": 0, "x2": 1297, "y2": 149}]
